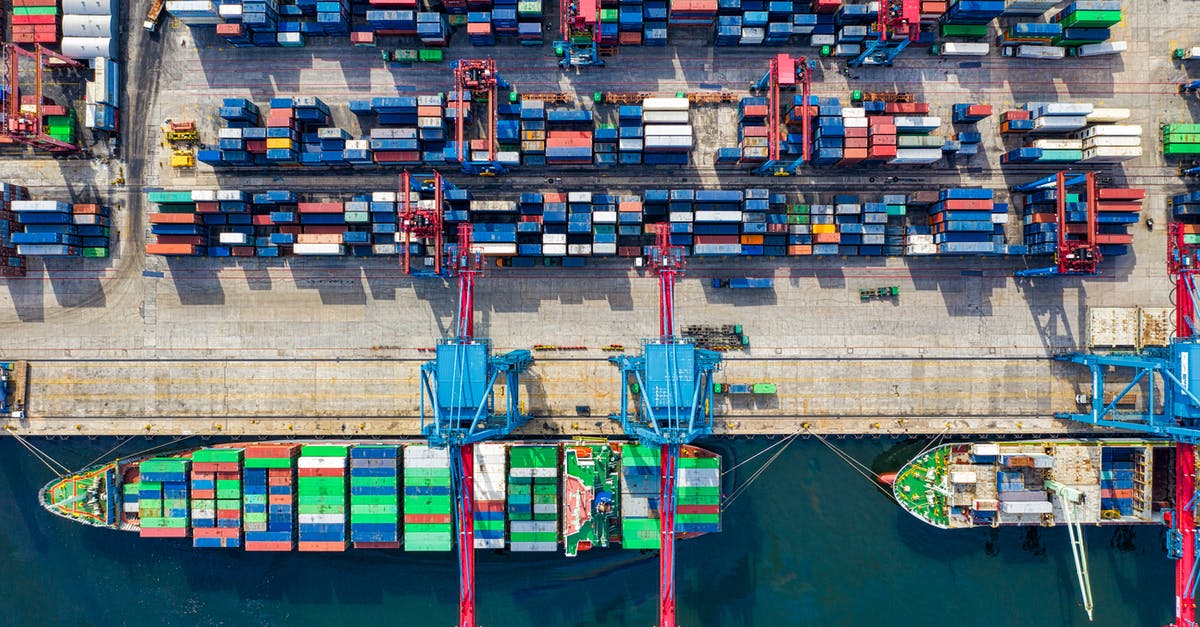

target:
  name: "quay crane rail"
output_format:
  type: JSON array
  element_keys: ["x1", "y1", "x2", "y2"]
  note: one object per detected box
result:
[
  {"x1": 609, "y1": 223, "x2": 721, "y2": 627},
  {"x1": 453, "y1": 59, "x2": 509, "y2": 176},
  {"x1": 1055, "y1": 212, "x2": 1200, "y2": 627},
  {"x1": 1014, "y1": 171, "x2": 1102, "y2": 277},
  {"x1": 849, "y1": 0, "x2": 921, "y2": 67},
  {"x1": 750, "y1": 53, "x2": 812, "y2": 176},
  {"x1": 419, "y1": 222, "x2": 534, "y2": 627},
  {"x1": 2, "y1": 43, "x2": 84, "y2": 152}
]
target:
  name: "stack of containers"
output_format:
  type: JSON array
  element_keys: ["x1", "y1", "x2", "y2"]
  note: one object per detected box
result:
[
  {"x1": 617, "y1": 194, "x2": 645, "y2": 255},
  {"x1": 692, "y1": 190, "x2": 742, "y2": 256},
  {"x1": 138, "y1": 458, "x2": 190, "y2": 538},
  {"x1": 594, "y1": 126, "x2": 618, "y2": 166},
  {"x1": 243, "y1": 443, "x2": 297, "y2": 551},
  {"x1": 12, "y1": 201, "x2": 109, "y2": 258},
  {"x1": 784, "y1": 202, "x2": 811, "y2": 255},
  {"x1": 404, "y1": 445, "x2": 453, "y2": 552},
  {"x1": 1163, "y1": 124, "x2": 1200, "y2": 159},
  {"x1": 592, "y1": 192, "x2": 618, "y2": 255},
  {"x1": 619, "y1": 444, "x2": 660, "y2": 549},
  {"x1": 190, "y1": 448, "x2": 243, "y2": 548},
  {"x1": 545, "y1": 108, "x2": 593, "y2": 165},
  {"x1": 1002, "y1": 102, "x2": 1090, "y2": 164},
  {"x1": 668, "y1": 0, "x2": 716, "y2": 26},
  {"x1": 1003, "y1": 0, "x2": 1060, "y2": 14},
  {"x1": 666, "y1": 190, "x2": 693, "y2": 250},
  {"x1": 675, "y1": 454, "x2": 720, "y2": 534},
  {"x1": 166, "y1": 0, "x2": 223, "y2": 25},
  {"x1": 349, "y1": 445, "x2": 400, "y2": 548},
  {"x1": 566, "y1": 191, "x2": 593, "y2": 256},
  {"x1": 810, "y1": 97, "x2": 844, "y2": 166},
  {"x1": 644, "y1": 0, "x2": 668, "y2": 45},
  {"x1": 617, "y1": 105, "x2": 644, "y2": 165},
  {"x1": 952, "y1": 103, "x2": 991, "y2": 125},
  {"x1": 85, "y1": 58, "x2": 120, "y2": 132},
  {"x1": 1052, "y1": 1, "x2": 1121, "y2": 30},
  {"x1": 473, "y1": 443, "x2": 507, "y2": 549},
  {"x1": 939, "y1": 0, "x2": 1003, "y2": 26},
  {"x1": 517, "y1": 0, "x2": 542, "y2": 44},
  {"x1": 297, "y1": 444, "x2": 348, "y2": 552},
  {"x1": 61, "y1": 0, "x2": 116, "y2": 60},
  {"x1": 467, "y1": 11, "x2": 495, "y2": 45},
  {"x1": 508, "y1": 445, "x2": 558, "y2": 552},
  {"x1": 643, "y1": 97, "x2": 691, "y2": 165},
  {"x1": 1021, "y1": 181, "x2": 1141, "y2": 257},
  {"x1": 520, "y1": 99, "x2": 547, "y2": 166},
  {"x1": 733, "y1": 97, "x2": 767, "y2": 166},
  {"x1": 1075, "y1": 117, "x2": 1140, "y2": 163},
  {"x1": 1099, "y1": 448, "x2": 1136, "y2": 517},
  {"x1": 0, "y1": 184, "x2": 28, "y2": 277},
  {"x1": 929, "y1": 188, "x2": 1002, "y2": 254},
  {"x1": 12, "y1": 0, "x2": 61, "y2": 44},
  {"x1": 416, "y1": 11, "x2": 450, "y2": 45},
  {"x1": 619, "y1": 0, "x2": 644, "y2": 46}
]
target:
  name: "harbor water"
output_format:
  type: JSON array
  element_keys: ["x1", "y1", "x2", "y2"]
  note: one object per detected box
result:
[{"x1": 0, "y1": 437, "x2": 1172, "y2": 626}]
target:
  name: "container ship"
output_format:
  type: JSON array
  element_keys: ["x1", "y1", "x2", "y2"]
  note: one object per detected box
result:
[
  {"x1": 40, "y1": 439, "x2": 721, "y2": 554},
  {"x1": 888, "y1": 439, "x2": 1174, "y2": 529}
]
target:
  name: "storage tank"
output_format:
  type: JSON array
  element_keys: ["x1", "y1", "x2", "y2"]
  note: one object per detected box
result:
[
  {"x1": 61, "y1": 0, "x2": 118, "y2": 14},
  {"x1": 62, "y1": 15, "x2": 116, "y2": 38},
  {"x1": 60, "y1": 37, "x2": 117, "y2": 59}
]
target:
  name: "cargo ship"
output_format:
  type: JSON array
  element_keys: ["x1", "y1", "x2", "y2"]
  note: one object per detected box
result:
[
  {"x1": 889, "y1": 439, "x2": 1174, "y2": 529},
  {"x1": 40, "y1": 439, "x2": 721, "y2": 554}
]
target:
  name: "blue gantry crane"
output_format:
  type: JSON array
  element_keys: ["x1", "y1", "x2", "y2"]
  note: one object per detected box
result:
[
  {"x1": 848, "y1": 0, "x2": 921, "y2": 68},
  {"x1": 419, "y1": 222, "x2": 534, "y2": 627},
  {"x1": 1013, "y1": 171, "x2": 1102, "y2": 278},
  {"x1": 1055, "y1": 222, "x2": 1200, "y2": 627},
  {"x1": 609, "y1": 222, "x2": 721, "y2": 627}
]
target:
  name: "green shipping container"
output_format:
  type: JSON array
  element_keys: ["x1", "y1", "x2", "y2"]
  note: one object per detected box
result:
[
  {"x1": 510, "y1": 446, "x2": 557, "y2": 468},
  {"x1": 147, "y1": 191, "x2": 194, "y2": 204},
  {"x1": 419, "y1": 49, "x2": 444, "y2": 63},
  {"x1": 244, "y1": 458, "x2": 292, "y2": 469},
  {"x1": 300, "y1": 445, "x2": 348, "y2": 457},
  {"x1": 353, "y1": 514, "x2": 397, "y2": 524},
  {"x1": 940, "y1": 23, "x2": 988, "y2": 38},
  {"x1": 621, "y1": 445, "x2": 660, "y2": 467},
  {"x1": 192, "y1": 449, "x2": 242, "y2": 462},
  {"x1": 406, "y1": 523, "x2": 452, "y2": 534},
  {"x1": 1059, "y1": 10, "x2": 1121, "y2": 28},
  {"x1": 141, "y1": 517, "x2": 188, "y2": 528},
  {"x1": 1164, "y1": 124, "x2": 1200, "y2": 135},
  {"x1": 510, "y1": 532, "x2": 557, "y2": 543},
  {"x1": 621, "y1": 518, "x2": 660, "y2": 549},
  {"x1": 1165, "y1": 144, "x2": 1200, "y2": 156}
]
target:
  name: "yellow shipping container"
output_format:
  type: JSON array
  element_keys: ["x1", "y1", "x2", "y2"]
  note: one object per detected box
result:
[
  {"x1": 812, "y1": 224, "x2": 836, "y2": 234},
  {"x1": 265, "y1": 138, "x2": 294, "y2": 149}
]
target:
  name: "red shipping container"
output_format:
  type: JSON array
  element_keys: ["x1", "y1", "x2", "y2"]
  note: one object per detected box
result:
[
  {"x1": 231, "y1": 247, "x2": 255, "y2": 257},
  {"x1": 1096, "y1": 201, "x2": 1142, "y2": 213},
  {"x1": 844, "y1": 127, "x2": 868, "y2": 138},
  {"x1": 693, "y1": 235, "x2": 738, "y2": 245},
  {"x1": 192, "y1": 489, "x2": 215, "y2": 499},
  {"x1": 844, "y1": 137, "x2": 868, "y2": 149},
  {"x1": 867, "y1": 115, "x2": 894, "y2": 125},
  {"x1": 1026, "y1": 213, "x2": 1056, "y2": 224},
  {"x1": 150, "y1": 213, "x2": 199, "y2": 224},
  {"x1": 245, "y1": 140, "x2": 267, "y2": 152},
  {"x1": 475, "y1": 501, "x2": 505, "y2": 512},
  {"x1": 140, "y1": 527, "x2": 189, "y2": 538},
  {"x1": 619, "y1": 246, "x2": 641, "y2": 256},
  {"x1": 870, "y1": 124, "x2": 897, "y2": 135},
  {"x1": 355, "y1": 541, "x2": 402, "y2": 549},
  {"x1": 885, "y1": 103, "x2": 930, "y2": 115},
  {"x1": 298, "y1": 467, "x2": 344, "y2": 477},
  {"x1": 676, "y1": 504, "x2": 719, "y2": 515},
  {"x1": 741, "y1": 105, "x2": 768, "y2": 118},
  {"x1": 1097, "y1": 188, "x2": 1145, "y2": 201},
  {"x1": 868, "y1": 145, "x2": 897, "y2": 159},
  {"x1": 297, "y1": 202, "x2": 344, "y2": 213},
  {"x1": 548, "y1": 130, "x2": 593, "y2": 140},
  {"x1": 813, "y1": 233, "x2": 840, "y2": 244},
  {"x1": 741, "y1": 126, "x2": 769, "y2": 138},
  {"x1": 543, "y1": 193, "x2": 565, "y2": 203},
  {"x1": 810, "y1": 0, "x2": 840, "y2": 13},
  {"x1": 268, "y1": 494, "x2": 293, "y2": 505},
  {"x1": 870, "y1": 134, "x2": 897, "y2": 146},
  {"x1": 1002, "y1": 110, "x2": 1031, "y2": 122},
  {"x1": 154, "y1": 235, "x2": 205, "y2": 246},
  {"x1": 247, "y1": 445, "x2": 296, "y2": 458},
  {"x1": 279, "y1": 226, "x2": 302, "y2": 235},
  {"x1": 298, "y1": 542, "x2": 346, "y2": 552},
  {"x1": 301, "y1": 225, "x2": 345, "y2": 235},
  {"x1": 216, "y1": 23, "x2": 243, "y2": 35},
  {"x1": 217, "y1": 509, "x2": 241, "y2": 519},
  {"x1": 252, "y1": 214, "x2": 273, "y2": 226},
  {"x1": 921, "y1": 1, "x2": 947, "y2": 14},
  {"x1": 145, "y1": 244, "x2": 199, "y2": 255},
  {"x1": 245, "y1": 541, "x2": 292, "y2": 551},
  {"x1": 842, "y1": 148, "x2": 868, "y2": 160},
  {"x1": 941, "y1": 199, "x2": 992, "y2": 210},
  {"x1": 967, "y1": 104, "x2": 992, "y2": 117},
  {"x1": 193, "y1": 527, "x2": 240, "y2": 538},
  {"x1": 12, "y1": 15, "x2": 58, "y2": 25},
  {"x1": 195, "y1": 201, "x2": 219, "y2": 213},
  {"x1": 405, "y1": 513, "x2": 453, "y2": 524},
  {"x1": 350, "y1": 31, "x2": 374, "y2": 44}
]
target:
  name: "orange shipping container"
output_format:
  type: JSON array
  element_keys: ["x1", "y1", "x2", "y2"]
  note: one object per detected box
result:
[
  {"x1": 813, "y1": 233, "x2": 840, "y2": 244},
  {"x1": 787, "y1": 245, "x2": 812, "y2": 255}
]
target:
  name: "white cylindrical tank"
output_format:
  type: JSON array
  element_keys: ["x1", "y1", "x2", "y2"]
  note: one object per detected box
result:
[
  {"x1": 60, "y1": 37, "x2": 117, "y2": 60},
  {"x1": 61, "y1": 0, "x2": 118, "y2": 15},
  {"x1": 62, "y1": 15, "x2": 116, "y2": 38}
]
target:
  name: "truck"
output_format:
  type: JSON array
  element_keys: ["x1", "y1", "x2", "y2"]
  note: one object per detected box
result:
[
  {"x1": 144, "y1": 0, "x2": 165, "y2": 31},
  {"x1": 1, "y1": 361, "x2": 29, "y2": 419},
  {"x1": 711, "y1": 277, "x2": 774, "y2": 289}
]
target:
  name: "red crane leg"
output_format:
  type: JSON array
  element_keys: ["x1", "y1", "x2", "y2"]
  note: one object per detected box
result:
[
  {"x1": 457, "y1": 444, "x2": 477, "y2": 627},
  {"x1": 659, "y1": 445, "x2": 678, "y2": 627}
]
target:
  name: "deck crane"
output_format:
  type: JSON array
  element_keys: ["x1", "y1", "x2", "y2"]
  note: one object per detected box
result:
[
  {"x1": 419, "y1": 222, "x2": 535, "y2": 627},
  {"x1": 1054, "y1": 221, "x2": 1200, "y2": 627},
  {"x1": 749, "y1": 54, "x2": 812, "y2": 176},
  {"x1": 1014, "y1": 171, "x2": 1102, "y2": 277},
  {"x1": 398, "y1": 170, "x2": 446, "y2": 276},
  {"x1": 453, "y1": 59, "x2": 509, "y2": 176},
  {"x1": 849, "y1": 0, "x2": 921, "y2": 67},
  {"x1": 609, "y1": 223, "x2": 722, "y2": 627},
  {"x1": 2, "y1": 43, "x2": 84, "y2": 152},
  {"x1": 1044, "y1": 480, "x2": 1095, "y2": 621},
  {"x1": 555, "y1": 0, "x2": 603, "y2": 69}
]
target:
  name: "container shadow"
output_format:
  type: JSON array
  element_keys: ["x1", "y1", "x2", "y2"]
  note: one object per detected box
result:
[
  {"x1": 166, "y1": 256, "x2": 227, "y2": 306},
  {"x1": 42, "y1": 258, "x2": 107, "y2": 309},
  {"x1": 288, "y1": 263, "x2": 368, "y2": 306},
  {"x1": 5, "y1": 260, "x2": 46, "y2": 322}
]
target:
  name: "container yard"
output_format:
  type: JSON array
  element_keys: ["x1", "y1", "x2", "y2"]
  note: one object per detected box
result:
[{"x1": 5, "y1": 0, "x2": 1200, "y2": 625}]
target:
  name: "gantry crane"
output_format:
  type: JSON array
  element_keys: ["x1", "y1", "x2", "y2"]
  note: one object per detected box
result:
[
  {"x1": 1014, "y1": 171, "x2": 1102, "y2": 277},
  {"x1": 556, "y1": 0, "x2": 603, "y2": 69},
  {"x1": 1054, "y1": 220, "x2": 1200, "y2": 627},
  {"x1": 2, "y1": 43, "x2": 84, "y2": 152},
  {"x1": 609, "y1": 223, "x2": 722, "y2": 627},
  {"x1": 750, "y1": 54, "x2": 812, "y2": 176},
  {"x1": 419, "y1": 222, "x2": 535, "y2": 627},
  {"x1": 453, "y1": 59, "x2": 509, "y2": 176},
  {"x1": 398, "y1": 170, "x2": 446, "y2": 276},
  {"x1": 849, "y1": 0, "x2": 921, "y2": 67}
]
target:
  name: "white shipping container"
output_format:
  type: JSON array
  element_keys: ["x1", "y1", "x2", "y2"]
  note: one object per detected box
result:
[
  {"x1": 1076, "y1": 41, "x2": 1127, "y2": 57},
  {"x1": 1001, "y1": 501, "x2": 1054, "y2": 515},
  {"x1": 475, "y1": 538, "x2": 505, "y2": 549},
  {"x1": 1076, "y1": 124, "x2": 1142, "y2": 138},
  {"x1": 345, "y1": 139, "x2": 369, "y2": 150},
  {"x1": 1032, "y1": 116, "x2": 1087, "y2": 131},
  {"x1": 567, "y1": 191, "x2": 592, "y2": 203},
  {"x1": 190, "y1": 189, "x2": 216, "y2": 202},
  {"x1": 903, "y1": 243, "x2": 934, "y2": 254},
  {"x1": 592, "y1": 211, "x2": 617, "y2": 223},
  {"x1": 1080, "y1": 147, "x2": 1142, "y2": 162},
  {"x1": 218, "y1": 3, "x2": 242, "y2": 17},
  {"x1": 298, "y1": 514, "x2": 345, "y2": 524},
  {"x1": 893, "y1": 116, "x2": 942, "y2": 129},
  {"x1": 372, "y1": 244, "x2": 397, "y2": 255},
  {"x1": 542, "y1": 233, "x2": 567, "y2": 245},
  {"x1": 510, "y1": 521, "x2": 557, "y2": 533},
  {"x1": 567, "y1": 244, "x2": 592, "y2": 256},
  {"x1": 641, "y1": 110, "x2": 690, "y2": 124},
  {"x1": 619, "y1": 138, "x2": 643, "y2": 151},
  {"x1": 888, "y1": 148, "x2": 943, "y2": 165},
  {"x1": 906, "y1": 234, "x2": 934, "y2": 245},
  {"x1": 476, "y1": 243, "x2": 517, "y2": 256},
  {"x1": 622, "y1": 496, "x2": 651, "y2": 518},
  {"x1": 693, "y1": 210, "x2": 743, "y2": 222},
  {"x1": 991, "y1": 213, "x2": 1009, "y2": 224},
  {"x1": 297, "y1": 456, "x2": 347, "y2": 468},
  {"x1": 372, "y1": 191, "x2": 397, "y2": 202},
  {"x1": 669, "y1": 212, "x2": 694, "y2": 222},
  {"x1": 542, "y1": 243, "x2": 567, "y2": 256},
  {"x1": 677, "y1": 468, "x2": 719, "y2": 487},
  {"x1": 12, "y1": 200, "x2": 72, "y2": 212},
  {"x1": 641, "y1": 97, "x2": 690, "y2": 112},
  {"x1": 1083, "y1": 136, "x2": 1142, "y2": 148},
  {"x1": 84, "y1": 103, "x2": 96, "y2": 129},
  {"x1": 810, "y1": 34, "x2": 835, "y2": 46},
  {"x1": 218, "y1": 128, "x2": 244, "y2": 139},
  {"x1": 216, "y1": 190, "x2": 246, "y2": 201},
  {"x1": 471, "y1": 200, "x2": 518, "y2": 212},
  {"x1": 834, "y1": 43, "x2": 862, "y2": 57},
  {"x1": 1016, "y1": 45, "x2": 1066, "y2": 59},
  {"x1": 972, "y1": 443, "x2": 1000, "y2": 456},
  {"x1": 1035, "y1": 102, "x2": 1093, "y2": 116},
  {"x1": 510, "y1": 467, "x2": 558, "y2": 478},
  {"x1": 941, "y1": 42, "x2": 989, "y2": 56},
  {"x1": 292, "y1": 243, "x2": 346, "y2": 255},
  {"x1": 218, "y1": 232, "x2": 250, "y2": 245},
  {"x1": 1085, "y1": 108, "x2": 1131, "y2": 123},
  {"x1": 840, "y1": 107, "x2": 865, "y2": 118},
  {"x1": 643, "y1": 125, "x2": 693, "y2": 137},
  {"x1": 842, "y1": 117, "x2": 868, "y2": 128},
  {"x1": 950, "y1": 471, "x2": 978, "y2": 484},
  {"x1": 644, "y1": 136, "x2": 693, "y2": 149},
  {"x1": 497, "y1": 151, "x2": 520, "y2": 165},
  {"x1": 277, "y1": 32, "x2": 303, "y2": 45},
  {"x1": 593, "y1": 243, "x2": 617, "y2": 255},
  {"x1": 1030, "y1": 139, "x2": 1083, "y2": 150}
]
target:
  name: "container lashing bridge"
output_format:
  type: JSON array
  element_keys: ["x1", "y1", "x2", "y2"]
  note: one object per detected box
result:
[
  {"x1": 609, "y1": 223, "x2": 721, "y2": 627},
  {"x1": 1055, "y1": 222, "x2": 1200, "y2": 626},
  {"x1": 750, "y1": 54, "x2": 812, "y2": 176},
  {"x1": 398, "y1": 170, "x2": 447, "y2": 276},
  {"x1": 848, "y1": 0, "x2": 920, "y2": 67},
  {"x1": 1014, "y1": 171, "x2": 1102, "y2": 277},
  {"x1": 419, "y1": 223, "x2": 534, "y2": 627},
  {"x1": 453, "y1": 59, "x2": 509, "y2": 176},
  {"x1": 556, "y1": 0, "x2": 603, "y2": 68},
  {"x1": 1, "y1": 43, "x2": 84, "y2": 152}
]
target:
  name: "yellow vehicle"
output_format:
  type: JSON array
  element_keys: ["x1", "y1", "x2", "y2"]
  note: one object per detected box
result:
[{"x1": 170, "y1": 151, "x2": 195, "y2": 168}]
